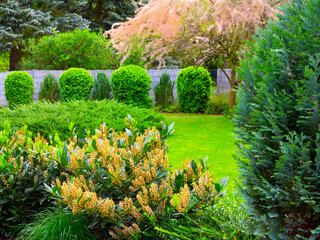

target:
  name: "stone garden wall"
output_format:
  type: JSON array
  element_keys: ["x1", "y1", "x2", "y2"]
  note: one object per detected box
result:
[{"x1": 0, "y1": 69, "x2": 231, "y2": 107}]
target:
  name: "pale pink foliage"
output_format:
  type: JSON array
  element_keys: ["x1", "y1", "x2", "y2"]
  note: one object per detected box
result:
[{"x1": 106, "y1": 0, "x2": 279, "y2": 68}]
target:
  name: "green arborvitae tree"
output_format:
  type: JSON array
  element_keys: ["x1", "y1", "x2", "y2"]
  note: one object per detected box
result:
[
  {"x1": 234, "y1": 0, "x2": 320, "y2": 239},
  {"x1": 0, "y1": 0, "x2": 90, "y2": 70}
]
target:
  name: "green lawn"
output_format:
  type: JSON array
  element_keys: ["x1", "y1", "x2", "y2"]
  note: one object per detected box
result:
[{"x1": 164, "y1": 113, "x2": 239, "y2": 194}]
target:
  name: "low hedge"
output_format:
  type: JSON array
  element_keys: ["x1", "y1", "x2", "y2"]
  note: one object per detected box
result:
[{"x1": 0, "y1": 100, "x2": 166, "y2": 140}]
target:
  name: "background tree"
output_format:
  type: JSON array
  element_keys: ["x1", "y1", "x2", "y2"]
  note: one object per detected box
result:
[
  {"x1": 0, "y1": 0, "x2": 89, "y2": 70},
  {"x1": 81, "y1": 0, "x2": 150, "y2": 32},
  {"x1": 107, "y1": 0, "x2": 282, "y2": 110}
]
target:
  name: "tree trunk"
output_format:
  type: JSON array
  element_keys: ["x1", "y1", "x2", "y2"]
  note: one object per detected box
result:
[
  {"x1": 228, "y1": 66, "x2": 238, "y2": 112},
  {"x1": 9, "y1": 46, "x2": 22, "y2": 71}
]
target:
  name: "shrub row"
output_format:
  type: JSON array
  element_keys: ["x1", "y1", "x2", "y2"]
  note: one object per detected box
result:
[{"x1": 3, "y1": 65, "x2": 217, "y2": 113}]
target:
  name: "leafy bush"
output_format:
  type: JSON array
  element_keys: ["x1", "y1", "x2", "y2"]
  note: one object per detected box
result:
[
  {"x1": 234, "y1": 0, "x2": 320, "y2": 238},
  {"x1": 59, "y1": 68, "x2": 93, "y2": 101},
  {"x1": 47, "y1": 116, "x2": 226, "y2": 239},
  {"x1": 111, "y1": 65, "x2": 153, "y2": 108},
  {"x1": 38, "y1": 73, "x2": 60, "y2": 102},
  {"x1": 0, "y1": 122, "x2": 64, "y2": 237},
  {"x1": 154, "y1": 73, "x2": 175, "y2": 108},
  {"x1": 0, "y1": 117, "x2": 226, "y2": 239},
  {"x1": 4, "y1": 71, "x2": 34, "y2": 109},
  {"x1": 20, "y1": 29, "x2": 119, "y2": 70},
  {"x1": 17, "y1": 207, "x2": 95, "y2": 240},
  {"x1": 176, "y1": 66, "x2": 211, "y2": 113},
  {"x1": 205, "y1": 94, "x2": 228, "y2": 115},
  {"x1": 156, "y1": 196, "x2": 255, "y2": 240},
  {"x1": 153, "y1": 104, "x2": 181, "y2": 113},
  {"x1": 91, "y1": 72, "x2": 112, "y2": 100},
  {"x1": 0, "y1": 100, "x2": 166, "y2": 140}
]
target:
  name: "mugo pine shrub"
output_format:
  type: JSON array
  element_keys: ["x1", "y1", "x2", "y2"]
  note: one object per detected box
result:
[
  {"x1": 59, "y1": 68, "x2": 93, "y2": 101},
  {"x1": 91, "y1": 72, "x2": 112, "y2": 100},
  {"x1": 234, "y1": 0, "x2": 320, "y2": 238},
  {"x1": 4, "y1": 71, "x2": 34, "y2": 109},
  {"x1": 111, "y1": 65, "x2": 152, "y2": 108},
  {"x1": 153, "y1": 72, "x2": 175, "y2": 108},
  {"x1": 38, "y1": 73, "x2": 60, "y2": 102},
  {"x1": 176, "y1": 66, "x2": 211, "y2": 113}
]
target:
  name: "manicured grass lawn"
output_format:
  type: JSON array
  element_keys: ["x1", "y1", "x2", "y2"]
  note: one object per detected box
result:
[{"x1": 164, "y1": 113, "x2": 239, "y2": 194}]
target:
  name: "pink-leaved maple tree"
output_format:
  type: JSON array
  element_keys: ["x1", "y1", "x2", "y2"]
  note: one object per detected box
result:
[{"x1": 106, "y1": 0, "x2": 284, "y2": 110}]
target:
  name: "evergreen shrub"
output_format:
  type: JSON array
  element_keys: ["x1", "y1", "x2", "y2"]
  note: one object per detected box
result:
[
  {"x1": 234, "y1": 0, "x2": 320, "y2": 238},
  {"x1": 59, "y1": 68, "x2": 93, "y2": 101},
  {"x1": 111, "y1": 65, "x2": 152, "y2": 108},
  {"x1": 205, "y1": 94, "x2": 228, "y2": 115},
  {"x1": 20, "y1": 29, "x2": 119, "y2": 70},
  {"x1": 91, "y1": 72, "x2": 112, "y2": 100},
  {"x1": 4, "y1": 71, "x2": 34, "y2": 109},
  {"x1": 38, "y1": 73, "x2": 60, "y2": 102},
  {"x1": 153, "y1": 72, "x2": 175, "y2": 108},
  {"x1": 176, "y1": 66, "x2": 211, "y2": 113},
  {"x1": 0, "y1": 100, "x2": 165, "y2": 140}
]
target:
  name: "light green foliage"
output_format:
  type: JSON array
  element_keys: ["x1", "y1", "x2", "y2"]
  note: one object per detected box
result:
[
  {"x1": 21, "y1": 30, "x2": 118, "y2": 70},
  {"x1": 38, "y1": 73, "x2": 60, "y2": 102},
  {"x1": 176, "y1": 66, "x2": 212, "y2": 113},
  {"x1": 5, "y1": 71, "x2": 34, "y2": 109},
  {"x1": 17, "y1": 207, "x2": 95, "y2": 240},
  {"x1": 156, "y1": 196, "x2": 256, "y2": 240},
  {"x1": 234, "y1": 0, "x2": 320, "y2": 238},
  {"x1": 205, "y1": 94, "x2": 228, "y2": 115},
  {"x1": 59, "y1": 68, "x2": 93, "y2": 101},
  {"x1": 111, "y1": 65, "x2": 153, "y2": 108},
  {"x1": 154, "y1": 73, "x2": 175, "y2": 108},
  {"x1": 91, "y1": 72, "x2": 112, "y2": 100},
  {"x1": 0, "y1": 100, "x2": 166, "y2": 140}
]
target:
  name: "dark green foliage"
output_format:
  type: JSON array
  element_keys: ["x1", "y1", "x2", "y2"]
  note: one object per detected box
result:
[
  {"x1": 111, "y1": 65, "x2": 153, "y2": 108},
  {"x1": 21, "y1": 30, "x2": 119, "y2": 70},
  {"x1": 38, "y1": 73, "x2": 60, "y2": 102},
  {"x1": 17, "y1": 207, "x2": 95, "y2": 240},
  {"x1": 0, "y1": 0, "x2": 89, "y2": 70},
  {"x1": 91, "y1": 72, "x2": 112, "y2": 100},
  {"x1": 234, "y1": 0, "x2": 320, "y2": 238},
  {"x1": 0, "y1": 100, "x2": 166, "y2": 140},
  {"x1": 176, "y1": 66, "x2": 212, "y2": 113},
  {"x1": 81, "y1": 0, "x2": 149, "y2": 32},
  {"x1": 153, "y1": 104, "x2": 181, "y2": 113},
  {"x1": 59, "y1": 68, "x2": 93, "y2": 101},
  {"x1": 0, "y1": 122, "x2": 63, "y2": 237},
  {"x1": 154, "y1": 73, "x2": 175, "y2": 108},
  {"x1": 205, "y1": 94, "x2": 228, "y2": 115},
  {"x1": 156, "y1": 196, "x2": 256, "y2": 240},
  {"x1": 5, "y1": 71, "x2": 34, "y2": 109}
]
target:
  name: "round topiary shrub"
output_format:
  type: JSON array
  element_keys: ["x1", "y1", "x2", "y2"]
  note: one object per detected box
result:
[
  {"x1": 59, "y1": 68, "x2": 93, "y2": 101},
  {"x1": 176, "y1": 66, "x2": 211, "y2": 113},
  {"x1": 5, "y1": 71, "x2": 34, "y2": 109},
  {"x1": 234, "y1": 0, "x2": 320, "y2": 238},
  {"x1": 110, "y1": 65, "x2": 152, "y2": 108}
]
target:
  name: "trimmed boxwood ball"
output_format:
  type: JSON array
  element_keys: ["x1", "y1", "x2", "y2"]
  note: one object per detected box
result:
[
  {"x1": 5, "y1": 71, "x2": 34, "y2": 109},
  {"x1": 110, "y1": 65, "x2": 152, "y2": 108},
  {"x1": 176, "y1": 66, "x2": 212, "y2": 113},
  {"x1": 59, "y1": 68, "x2": 93, "y2": 101}
]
